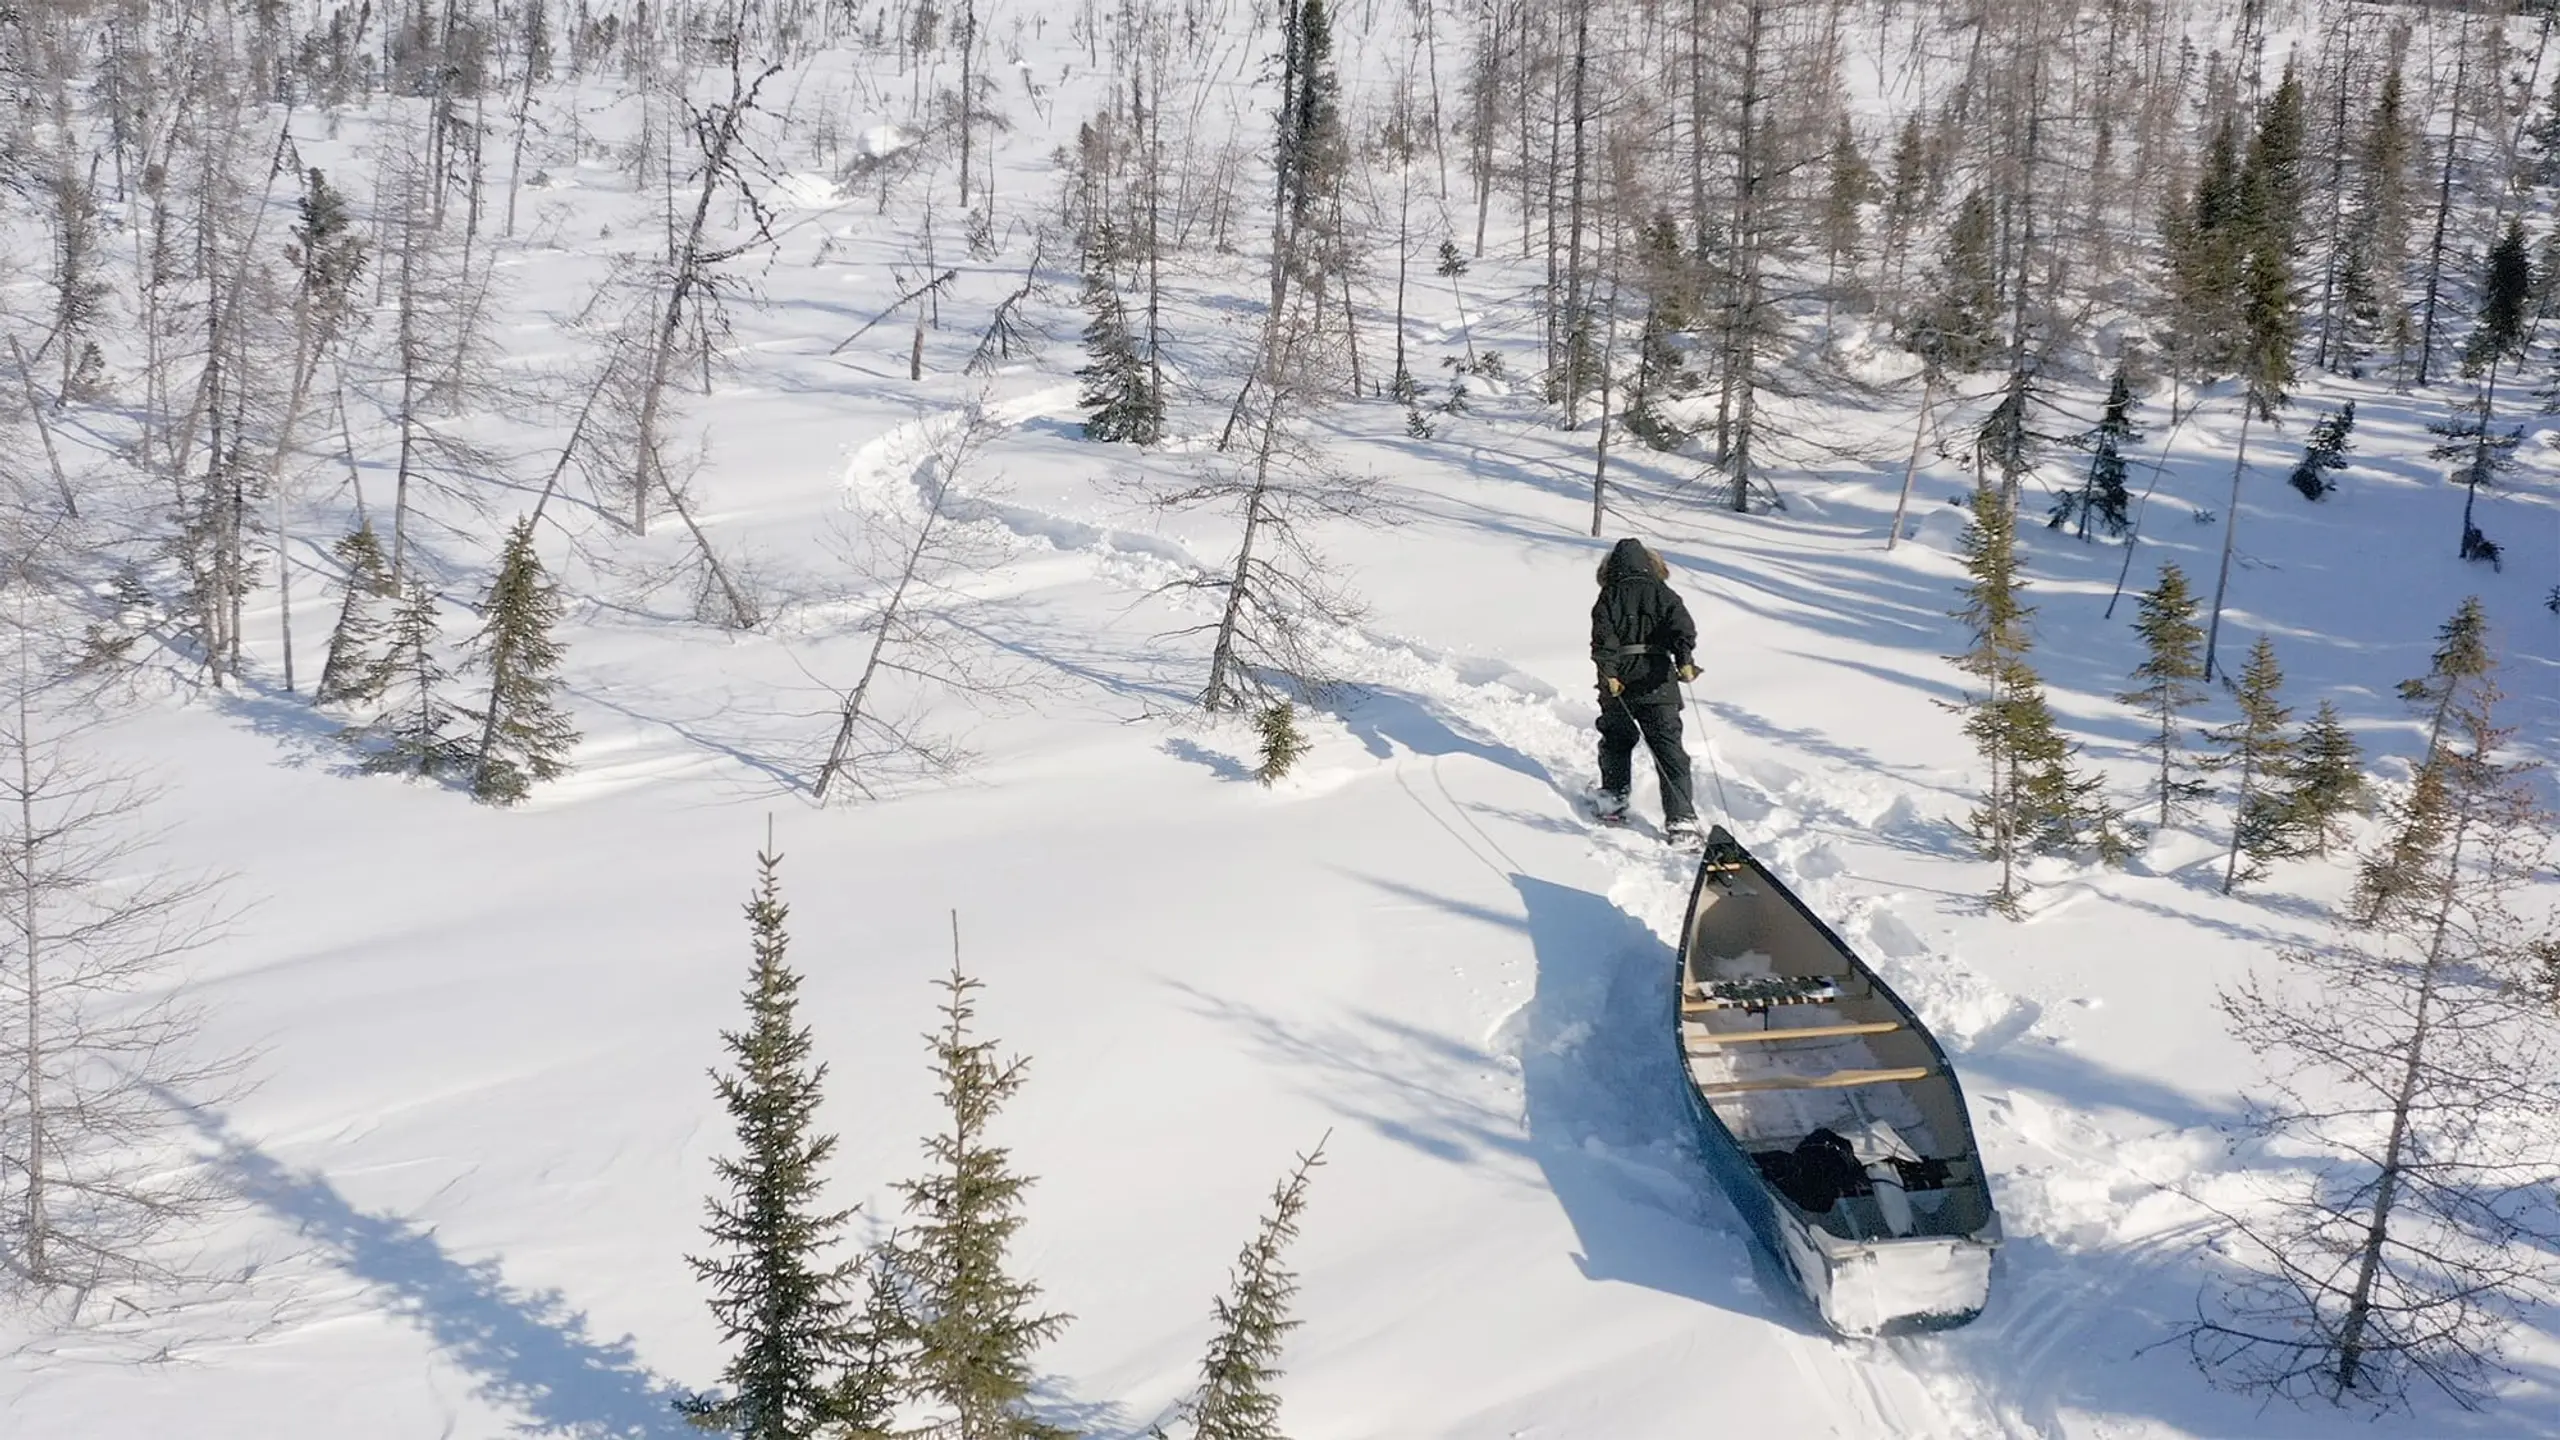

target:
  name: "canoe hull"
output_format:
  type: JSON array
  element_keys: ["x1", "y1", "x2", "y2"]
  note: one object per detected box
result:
[{"x1": 1672, "y1": 828, "x2": 2000, "y2": 1336}]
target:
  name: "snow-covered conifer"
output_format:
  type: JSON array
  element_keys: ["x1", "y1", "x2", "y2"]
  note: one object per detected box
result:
[{"x1": 2190, "y1": 659, "x2": 2560, "y2": 1408}]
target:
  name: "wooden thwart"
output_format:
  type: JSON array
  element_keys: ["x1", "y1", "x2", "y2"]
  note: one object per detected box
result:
[
  {"x1": 1684, "y1": 1019, "x2": 1904, "y2": 1044},
  {"x1": 1697, "y1": 1066, "x2": 1931, "y2": 1095}
]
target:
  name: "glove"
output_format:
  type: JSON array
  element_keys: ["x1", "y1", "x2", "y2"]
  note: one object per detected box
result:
[
  {"x1": 1677, "y1": 662, "x2": 1700, "y2": 683},
  {"x1": 1601, "y1": 676, "x2": 1624, "y2": 698}
]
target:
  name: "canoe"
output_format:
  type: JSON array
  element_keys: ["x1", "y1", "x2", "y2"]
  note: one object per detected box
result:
[{"x1": 1673, "y1": 826, "x2": 2001, "y2": 1335}]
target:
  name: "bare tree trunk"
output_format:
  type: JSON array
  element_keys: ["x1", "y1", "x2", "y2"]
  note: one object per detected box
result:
[
  {"x1": 1206, "y1": 407, "x2": 1283, "y2": 712},
  {"x1": 1886, "y1": 375, "x2": 1934, "y2": 551},
  {"x1": 2416, "y1": 39, "x2": 2468, "y2": 389},
  {"x1": 2202, "y1": 405, "x2": 2255, "y2": 683},
  {"x1": 505, "y1": 0, "x2": 537, "y2": 238},
  {"x1": 631, "y1": 54, "x2": 776, "y2": 533},
  {"x1": 2334, "y1": 810, "x2": 2469, "y2": 1393},
  {"x1": 1562, "y1": 2, "x2": 1590, "y2": 426},
  {"x1": 15, "y1": 653, "x2": 44, "y2": 1282},
  {"x1": 7, "y1": 338, "x2": 78, "y2": 518}
]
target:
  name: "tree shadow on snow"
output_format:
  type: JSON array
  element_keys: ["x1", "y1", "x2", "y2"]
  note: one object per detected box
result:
[
  {"x1": 1324, "y1": 682, "x2": 1556, "y2": 791},
  {"x1": 176, "y1": 1103, "x2": 694, "y2": 1439}
]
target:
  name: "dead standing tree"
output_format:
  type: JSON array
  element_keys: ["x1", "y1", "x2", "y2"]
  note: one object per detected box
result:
[
  {"x1": 629, "y1": 40, "x2": 782, "y2": 537},
  {"x1": 0, "y1": 574, "x2": 236, "y2": 1306},
  {"x1": 1158, "y1": 291, "x2": 1376, "y2": 714},
  {"x1": 2187, "y1": 654, "x2": 2560, "y2": 1409},
  {"x1": 810, "y1": 406, "x2": 1024, "y2": 803}
]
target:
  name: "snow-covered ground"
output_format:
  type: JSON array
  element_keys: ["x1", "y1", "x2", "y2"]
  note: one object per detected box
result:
[{"x1": 5, "y1": 8, "x2": 2558, "y2": 1439}]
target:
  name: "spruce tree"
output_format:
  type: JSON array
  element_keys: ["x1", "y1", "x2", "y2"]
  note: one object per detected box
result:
[
  {"x1": 1252, "y1": 702, "x2": 1308, "y2": 787},
  {"x1": 891, "y1": 961, "x2": 1071, "y2": 1440},
  {"x1": 2119, "y1": 563, "x2": 2209, "y2": 833},
  {"x1": 2279, "y1": 700, "x2": 2367, "y2": 858},
  {"x1": 2202, "y1": 77, "x2": 2310, "y2": 686},
  {"x1": 348, "y1": 580, "x2": 465, "y2": 777},
  {"x1": 2353, "y1": 598, "x2": 2492, "y2": 925},
  {"x1": 2351, "y1": 68, "x2": 2413, "y2": 370},
  {"x1": 465, "y1": 517, "x2": 579, "y2": 806},
  {"x1": 1185, "y1": 1142, "x2": 1326, "y2": 1440},
  {"x1": 2447, "y1": 218, "x2": 2532, "y2": 560},
  {"x1": 2053, "y1": 363, "x2": 2139, "y2": 537},
  {"x1": 677, "y1": 848, "x2": 864, "y2": 1440},
  {"x1": 2286, "y1": 402, "x2": 2354, "y2": 501},
  {"x1": 1929, "y1": 190, "x2": 1999, "y2": 370},
  {"x1": 316, "y1": 521, "x2": 395, "y2": 707},
  {"x1": 2207, "y1": 636, "x2": 2296, "y2": 893},
  {"x1": 1077, "y1": 225, "x2": 1160, "y2": 445},
  {"x1": 1622, "y1": 214, "x2": 1694, "y2": 453},
  {"x1": 1947, "y1": 489, "x2": 2120, "y2": 916},
  {"x1": 2165, "y1": 115, "x2": 2246, "y2": 377}
]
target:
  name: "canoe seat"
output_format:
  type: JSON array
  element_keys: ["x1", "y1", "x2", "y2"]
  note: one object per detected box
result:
[
  {"x1": 1698, "y1": 1066, "x2": 1931, "y2": 1095},
  {"x1": 1685, "y1": 1019, "x2": 1903, "y2": 1046}
]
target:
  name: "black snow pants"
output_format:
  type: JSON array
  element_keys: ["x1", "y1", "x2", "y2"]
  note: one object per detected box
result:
[{"x1": 1597, "y1": 687, "x2": 1695, "y2": 825}]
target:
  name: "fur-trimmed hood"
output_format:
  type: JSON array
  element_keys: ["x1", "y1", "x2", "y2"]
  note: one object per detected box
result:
[{"x1": 1596, "y1": 536, "x2": 1669, "y2": 585}]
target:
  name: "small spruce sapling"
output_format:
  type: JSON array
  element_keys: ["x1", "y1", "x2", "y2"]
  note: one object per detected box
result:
[
  {"x1": 2054, "y1": 363, "x2": 2140, "y2": 537},
  {"x1": 676, "y1": 846, "x2": 864, "y2": 1440},
  {"x1": 2279, "y1": 700, "x2": 2367, "y2": 856},
  {"x1": 1184, "y1": 1139, "x2": 1328, "y2": 1440},
  {"x1": 888, "y1": 949, "x2": 1072, "y2": 1440},
  {"x1": 348, "y1": 582, "x2": 466, "y2": 777},
  {"x1": 1947, "y1": 488, "x2": 2126, "y2": 916},
  {"x1": 1077, "y1": 225, "x2": 1161, "y2": 445},
  {"x1": 464, "y1": 517, "x2": 579, "y2": 805},
  {"x1": 316, "y1": 522, "x2": 395, "y2": 706},
  {"x1": 2207, "y1": 636, "x2": 2296, "y2": 893},
  {"x1": 2120, "y1": 563, "x2": 2211, "y2": 833},
  {"x1": 2286, "y1": 402, "x2": 2355, "y2": 500},
  {"x1": 1253, "y1": 702, "x2": 1309, "y2": 787}
]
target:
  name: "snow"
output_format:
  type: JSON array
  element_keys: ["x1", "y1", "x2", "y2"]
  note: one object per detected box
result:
[{"x1": 5, "y1": 6, "x2": 2559, "y2": 1439}]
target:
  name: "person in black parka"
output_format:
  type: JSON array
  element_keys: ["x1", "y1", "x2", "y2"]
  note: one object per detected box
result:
[{"x1": 1590, "y1": 537, "x2": 1700, "y2": 833}]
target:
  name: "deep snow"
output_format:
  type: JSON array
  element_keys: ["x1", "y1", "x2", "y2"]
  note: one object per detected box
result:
[{"x1": 3, "y1": 6, "x2": 2557, "y2": 1438}]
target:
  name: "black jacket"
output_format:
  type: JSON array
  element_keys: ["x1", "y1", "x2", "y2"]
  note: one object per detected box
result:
[{"x1": 1591, "y1": 538, "x2": 1697, "y2": 696}]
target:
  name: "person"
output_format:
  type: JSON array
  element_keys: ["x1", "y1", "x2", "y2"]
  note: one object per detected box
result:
[{"x1": 1589, "y1": 537, "x2": 1701, "y2": 837}]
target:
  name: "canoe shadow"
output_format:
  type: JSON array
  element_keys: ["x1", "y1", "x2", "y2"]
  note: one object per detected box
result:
[{"x1": 1509, "y1": 874, "x2": 1828, "y2": 1336}]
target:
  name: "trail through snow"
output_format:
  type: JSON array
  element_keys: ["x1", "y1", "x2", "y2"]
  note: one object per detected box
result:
[{"x1": 839, "y1": 389, "x2": 2133, "y2": 1438}]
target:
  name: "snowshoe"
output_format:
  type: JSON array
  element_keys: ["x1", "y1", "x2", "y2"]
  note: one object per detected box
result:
[
  {"x1": 1588, "y1": 789, "x2": 1630, "y2": 825},
  {"x1": 1665, "y1": 817, "x2": 1706, "y2": 846}
]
